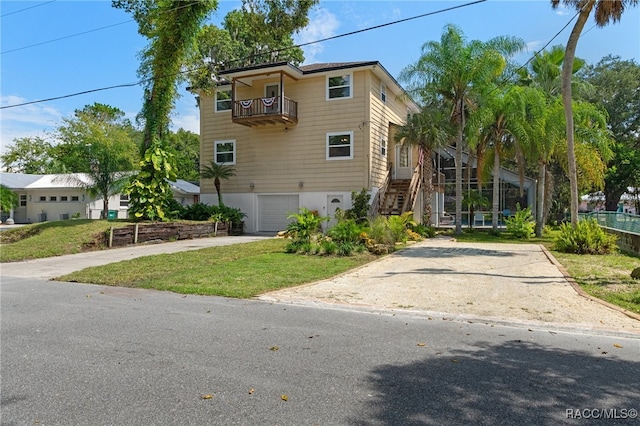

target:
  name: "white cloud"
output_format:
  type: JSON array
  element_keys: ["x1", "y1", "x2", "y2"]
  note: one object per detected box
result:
[
  {"x1": 171, "y1": 111, "x2": 200, "y2": 134},
  {"x1": 0, "y1": 95, "x2": 62, "y2": 156},
  {"x1": 554, "y1": 5, "x2": 571, "y2": 16},
  {"x1": 526, "y1": 40, "x2": 544, "y2": 55},
  {"x1": 296, "y1": 7, "x2": 340, "y2": 64}
]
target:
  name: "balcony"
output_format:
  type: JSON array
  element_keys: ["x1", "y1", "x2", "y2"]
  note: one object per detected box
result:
[{"x1": 232, "y1": 96, "x2": 298, "y2": 127}]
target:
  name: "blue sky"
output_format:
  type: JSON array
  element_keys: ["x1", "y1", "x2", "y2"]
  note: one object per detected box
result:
[{"x1": 1, "y1": 0, "x2": 639, "y2": 158}]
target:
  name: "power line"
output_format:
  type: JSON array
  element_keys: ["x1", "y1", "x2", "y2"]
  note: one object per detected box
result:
[
  {"x1": 1, "y1": 0, "x2": 488, "y2": 111},
  {"x1": 1, "y1": 20, "x2": 133, "y2": 55},
  {"x1": 0, "y1": 1, "x2": 56, "y2": 18}
]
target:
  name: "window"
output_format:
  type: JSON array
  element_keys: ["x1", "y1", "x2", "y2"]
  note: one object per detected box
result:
[
  {"x1": 71, "y1": 196, "x2": 79, "y2": 202},
  {"x1": 380, "y1": 138, "x2": 387, "y2": 157},
  {"x1": 215, "y1": 89, "x2": 232, "y2": 112},
  {"x1": 120, "y1": 194, "x2": 129, "y2": 208},
  {"x1": 39, "y1": 196, "x2": 46, "y2": 202},
  {"x1": 20, "y1": 195, "x2": 27, "y2": 207},
  {"x1": 215, "y1": 140, "x2": 236, "y2": 164},
  {"x1": 50, "y1": 196, "x2": 57, "y2": 202},
  {"x1": 380, "y1": 83, "x2": 387, "y2": 103},
  {"x1": 326, "y1": 132, "x2": 353, "y2": 160},
  {"x1": 61, "y1": 196, "x2": 68, "y2": 202},
  {"x1": 327, "y1": 74, "x2": 352, "y2": 100}
]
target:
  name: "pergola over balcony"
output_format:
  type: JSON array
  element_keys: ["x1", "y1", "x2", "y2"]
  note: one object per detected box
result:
[
  {"x1": 232, "y1": 96, "x2": 298, "y2": 127},
  {"x1": 222, "y1": 63, "x2": 302, "y2": 127}
]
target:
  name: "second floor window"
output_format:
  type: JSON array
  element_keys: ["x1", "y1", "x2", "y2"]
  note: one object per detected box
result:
[
  {"x1": 215, "y1": 89, "x2": 232, "y2": 112},
  {"x1": 327, "y1": 74, "x2": 352, "y2": 100},
  {"x1": 215, "y1": 140, "x2": 236, "y2": 164}
]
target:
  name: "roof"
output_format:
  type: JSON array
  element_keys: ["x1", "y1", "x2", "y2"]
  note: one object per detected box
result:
[
  {"x1": 1, "y1": 173, "x2": 43, "y2": 189},
  {"x1": 218, "y1": 61, "x2": 419, "y2": 112},
  {"x1": 170, "y1": 179, "x2": 200, "y2": 195}
]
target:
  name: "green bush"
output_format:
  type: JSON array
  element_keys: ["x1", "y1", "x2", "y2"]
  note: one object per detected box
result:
[
  {"x1": 320, "y1": 239, "x2": 338, "y2": 255},
  {"x1": 336, "y1": 241, "x2": 356, "y2": 256},
  {"x1": 411, "y1": 223, "x2": 435, "y2": 238},
  {"x1": 552, "y1": 219, "x2": 617, "y2": 254},
  {"x1": 328, "y1": 218, "x2": 363, "y2": 244},
  {"x1": 286, "y1": 208, "x2": 328, "y2": 242},
  {"x1": 368, "y1": 216, "x2": 394, "y2": 246},
  {"x1": 504, "y1": 204, "x2": 535, "y2": 239}
]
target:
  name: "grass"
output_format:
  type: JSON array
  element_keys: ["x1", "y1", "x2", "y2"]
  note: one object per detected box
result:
[
  {"x1": 58, "y1": 238, "x2": 376, "y2": 298},
  {"x1": 2, "y1": 221, "x2": 639, "y2": 313}
]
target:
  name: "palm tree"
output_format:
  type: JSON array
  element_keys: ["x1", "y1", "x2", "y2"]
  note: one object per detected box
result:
[
  {"x1": 469, "y1": 86, "x2": 533, "y2": 232},
  {"x1": 399, "y1": 24, "x2": 525, "y2": 234},
  {"x1": 551, "y1": 0, "x2": 639, "y2": 226},
  {"x1": 201, "y1": 161, "x2": 236, "y2": 206},
  {"x1": 394, "y1": 101, "x2": 451, "y2": 226}
]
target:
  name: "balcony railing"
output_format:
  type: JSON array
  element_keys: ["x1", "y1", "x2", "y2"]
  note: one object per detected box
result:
[{"x1": 231, "y1": 96, "x2": 298, "y2": 127}]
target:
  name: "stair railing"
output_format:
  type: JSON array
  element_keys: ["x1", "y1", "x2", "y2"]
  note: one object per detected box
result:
[
  {"x1": 370, "y1": 163, "x2": 393, "y2": 217},
  {"x1": 401, "y1": 164, "x2": 422, "y2": 213}
]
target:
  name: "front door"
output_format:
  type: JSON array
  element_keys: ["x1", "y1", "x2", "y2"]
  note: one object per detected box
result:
[
  {"x1": 395, "y1": 144, "x2": 412, "y2": 179},
  {"x1": 264, "y1": 83, "x2": 280, "y2": 114}
]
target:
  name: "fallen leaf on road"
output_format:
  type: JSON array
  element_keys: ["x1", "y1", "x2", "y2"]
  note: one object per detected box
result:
[
  {"x1": 417, "y1": 343, "x2": 426, "y2": 347},
  {"x1": 452, "y1": 359, "x2": 459, "y2": 363},
  {"x1": 614, "y1": 344, "x2": 623, "y2": 348},
  {"x1": 281, "y1": 394, "x2": 288, "y2": 401},
  {"x1": 201, "y1": 394, "x2": 213, "y2": 400},
  {"x1": 249, "y1": 388, "x2": 255, "y2": 395},
  {"x1": 270, "y1": 346, "x2": 279, "y2": 351}
]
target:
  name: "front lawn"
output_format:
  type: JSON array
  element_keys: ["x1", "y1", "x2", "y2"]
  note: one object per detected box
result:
[{"x1": 58, "y1": 238, "x2": 378, "y2": 298}]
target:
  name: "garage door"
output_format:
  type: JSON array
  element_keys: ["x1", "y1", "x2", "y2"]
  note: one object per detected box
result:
[{"x1": 258, "y1": 195, "x2": 300, "y2": 232}]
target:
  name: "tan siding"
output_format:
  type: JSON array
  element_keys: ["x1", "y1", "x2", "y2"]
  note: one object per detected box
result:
[{"x1": 201, "y1": 67, "x2": 416, "y2": 196}]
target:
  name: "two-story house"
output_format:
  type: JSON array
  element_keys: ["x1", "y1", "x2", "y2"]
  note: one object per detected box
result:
[{"x1": 197, "y1": 61, "x2": 423, "y2": 233}]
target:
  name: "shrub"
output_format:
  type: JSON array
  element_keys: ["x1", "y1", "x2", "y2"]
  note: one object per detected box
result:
[
  {"x1": 346, "y1": 188, "x2": 371, "y2": 223},
  {"x1": 387, "y1": 212, "x2": 416, "y2": 243},
  {"x1": 504, "y1": 204, "x2": 535, "y2": 239},
  {"x1": 631, "y1": 267, "x2": 640, "y2": 280},
  {"x1": 286, "y1": 208, "x2": 329, "y2": 242},
  {"x1": 181, "y1": 202, "x2": 216, "y2": 221},
  {"x1": 412, "y1": 223, "x2": 435, "y2": 238},
  {"x1": 368, "y1": 216, "x2": 394, "y2": 246},
  {"x1": 320, "y1": 239, "x2": 338, "y2": 255},
  {"x1": 553, "y1": 219, "x2": 617, "y2": 254},
  {"x1": 336, "y1": 241, "x2": 356, "y2": 256},
  {"x1": 328, "y1": 218, "x2": 363, "y2": 244}
]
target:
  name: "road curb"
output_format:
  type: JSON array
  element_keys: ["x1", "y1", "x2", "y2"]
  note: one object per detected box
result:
[{"x1": 539, "y1": 244, "x2": 640, "y2": 323}]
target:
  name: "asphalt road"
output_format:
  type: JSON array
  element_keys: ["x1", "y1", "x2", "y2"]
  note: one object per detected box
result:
[{"x1": 2, "y1": 276, "x2": 640, "y2": 425}]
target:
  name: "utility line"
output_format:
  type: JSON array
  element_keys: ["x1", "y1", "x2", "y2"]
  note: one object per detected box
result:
[
  {"x1": 1, "y1": 20, "x2": 133, "y2": 54},
  {"x1": 0, "y1": 0, "x2": 56, "y2": 18},
  {"x1": 1, "y1": 0, "x2": 488, "y2": 110}
]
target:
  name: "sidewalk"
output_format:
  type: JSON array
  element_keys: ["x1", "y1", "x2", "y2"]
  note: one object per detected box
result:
[{"x1": 0, "y1": 235, "x2": 272, "y2": 279}]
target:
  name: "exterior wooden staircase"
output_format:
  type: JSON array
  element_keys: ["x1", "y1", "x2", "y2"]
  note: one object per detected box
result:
[{"x1": 379, "y1": 179, "x2": 411, "y2": 216}]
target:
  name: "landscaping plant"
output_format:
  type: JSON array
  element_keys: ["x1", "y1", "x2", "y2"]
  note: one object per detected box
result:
[{"x1": 553, "y1": 218, "x2": 617, "y2": 254}]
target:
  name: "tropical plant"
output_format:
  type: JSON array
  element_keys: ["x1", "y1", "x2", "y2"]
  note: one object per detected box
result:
[
  {"x1": 0, "y1": 185, "x2": 18, "y2": 214},
  {"x1": 550, "y1": 0, "x2": 639, "y2": 227},
  {"x1": 328, "y1": 219, "x2": 363, "y2": 244},
  {"x1": 387, "y1": 211, "x2": 417, "y2": 243},
  {"x1": 200, "y1": 161, "x2": 236, "y2": 206},
  {"x1": 553, "y1": 218, "x2": 617, "y2": 254},
  {"x1": 399, "y1": 24, "x2": 525, "y2": 234},
  {"x1": 286, "y1": 207, "x2": 328, "y2": 242},
  {"x1": 394, "y1": 100, "x2": 452, "y2": 226},
  {"x1": 462, "y1": 189, "x2": 490, "y2": 229},
  {"x1": 504, "y1": 204, "x2": 535, "y2": 239}
]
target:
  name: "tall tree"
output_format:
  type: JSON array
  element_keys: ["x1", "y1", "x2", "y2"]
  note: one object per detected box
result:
[
  {"x1": 113, "y1": 0, "x2": 217, "y2": 220},
  {"x1": 551, "y1": 0, "x2": 639, "y2": 226},
  {"x1": 394, "y1": 101, "x2": 452, "y2": 226},
  {"x1": 187, "y1": 0, "x2": 318, "y2": 93},
  {"x1": 469, "y1": 86, "x2": 533, "y2": 232},
  {"x1": 1, "y1": 136, "x2": 56, "y2": 174},
  {"x1": 166, "y1": 128, "x2": 201, "y2": 181},
  {"x1": 581, "y1": 55, "x2": 640, "y2": 211},
  {"x1": 53, "y1": 103, "x2": 139, "y2": 218},
  {"x1": 399, "y1": 24, "x2": 525, "y2": 234}
]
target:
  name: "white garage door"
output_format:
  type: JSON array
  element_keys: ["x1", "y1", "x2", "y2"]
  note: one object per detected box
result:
[{"x1": 258, "y1": 195, "x2": 300, "y2": 232}]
